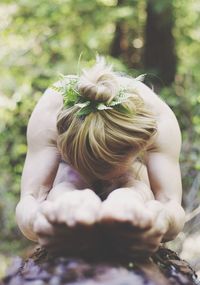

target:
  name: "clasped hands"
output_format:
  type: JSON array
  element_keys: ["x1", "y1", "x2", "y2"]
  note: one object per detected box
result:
[{"x1": 33, "y1": 188, "x2": 170, "y2": 257}]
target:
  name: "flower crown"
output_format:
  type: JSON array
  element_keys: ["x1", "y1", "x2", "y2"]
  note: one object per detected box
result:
[{"x1": 51, "y1": 74, "x2": 137, "y2": 117}]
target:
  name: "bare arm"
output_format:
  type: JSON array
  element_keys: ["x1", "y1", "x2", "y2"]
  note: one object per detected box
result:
[
  {"x1": 130, "y1": 79, "x2": 185, "y2": 239},
  {"x1": 16, "y1": 146, "x2": 62, "y2": 241},
  {"x1": 146, "y1": 108, "x2": 185, "y2": 240},
  {"x1": 16, "y1": 85, "x2": 101, "y2": 242},
  {"x1": 15, "y1": 86, "x2": 66, "y2": 241}
]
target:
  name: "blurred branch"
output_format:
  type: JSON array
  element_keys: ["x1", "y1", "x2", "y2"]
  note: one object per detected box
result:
[
  {"x1": 186, "y1": 205, "x2": 200, "y2": 222},
  {"x1": 184, "y1": 172, "x2": 200, "y2": 212}
]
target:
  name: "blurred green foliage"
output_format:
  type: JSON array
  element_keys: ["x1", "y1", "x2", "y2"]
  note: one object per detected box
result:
[{"x1": 0, "y1": 0, "x2": 200, "y2": 254}]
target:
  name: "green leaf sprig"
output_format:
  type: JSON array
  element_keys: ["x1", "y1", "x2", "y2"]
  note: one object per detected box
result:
[{"x1": 51, "y1": 75, "x2": 133, "y2": 117}]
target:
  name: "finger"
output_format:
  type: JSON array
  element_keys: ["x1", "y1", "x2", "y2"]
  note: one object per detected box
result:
[
  {"x1": 33, "y1": 213, "x2": 55, "y2": 236},
  {"x1": 54, "y1": 198, "x2": 77, "y2": 225},
  {"x1": 132, "y1": 226, "x2": 164, "y2": 242},
  {"x1": 54, "y1": 193, "x2": 91, "y2": 225},
  {"x1": 132, "y1": 213, "x2": 153, "y2": 229},
  {"x1": 99, "y1": 206, "x2": 134, "y2": 224},
  {"x1": 74, "y1": 209, "x2": 97, "y2": 226},
  {"x1": 79, "y1": 198, "x2": 101, "y2": 217},
  {"x1": 99, "y1": 202, "x2": 153, "y2": 230},
  {"x1": 146, "y1": 201, "x2": 168, "y2": 232},
  {"x1": 40, "y1": 201, "x2": 57, "y2": 223},
  {"x1": 154, "y1": 209, "x2": 169, "y2": 235}
]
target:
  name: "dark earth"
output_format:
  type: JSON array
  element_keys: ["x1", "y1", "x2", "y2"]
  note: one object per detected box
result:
[{"x1": 1, "y1": 246, "x2": 199, "y2": 285}]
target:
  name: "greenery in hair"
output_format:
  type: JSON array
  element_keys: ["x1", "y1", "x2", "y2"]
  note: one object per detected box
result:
[{"x1": 51, "y1": 74, "x2": 133, "y2": 117}]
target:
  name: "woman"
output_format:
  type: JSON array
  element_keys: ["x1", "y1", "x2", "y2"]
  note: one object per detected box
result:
[{"x1": 16, "y1": 57, "x2": 185, "y2": 256}]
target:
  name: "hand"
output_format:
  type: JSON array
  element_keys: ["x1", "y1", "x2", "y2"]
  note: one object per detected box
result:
[
  {"x1": 99, "y1": 190, "x2": 169, "y2": 256},
  {"x1": 33, "y1": 189, "x2": 102, "y2": 255},
  {"x1": 99, "y1": 188, "x2": 154, "y2": 229},
  {"x1": 123, "y1": 200, "x2": 169, "y2": 254},
  {"x1": 42, "y1": 189, "x2": 102, "y2": 226}
]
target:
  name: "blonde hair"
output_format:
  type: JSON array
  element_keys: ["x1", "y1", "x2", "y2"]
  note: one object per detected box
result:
[{"x1": 56, "y1": 57, "x2": 157, "y2": 182}]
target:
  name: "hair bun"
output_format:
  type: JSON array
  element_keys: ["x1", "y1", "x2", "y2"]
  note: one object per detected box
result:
[{"x1": 78, "y1": 57, "x2": 119, "y2": 103}]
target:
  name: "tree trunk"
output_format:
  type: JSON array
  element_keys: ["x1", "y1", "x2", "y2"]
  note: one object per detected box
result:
[
  {"x1": 144, "y1": 0, "x2": 177, "y2": 85},
  {"x1": 1, "y1": 246, "x2": 198, "y2": 285},
  {"x1": 110, "y1": 0, "x2": 143, "y2": 69}
]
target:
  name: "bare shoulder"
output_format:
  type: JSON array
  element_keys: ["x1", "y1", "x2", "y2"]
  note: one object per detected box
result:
[
  {"x1": 27, "y1": 81, "x2": 63, "y2": 149},
  {"x1": 135, "y1": 81, "x2": 182, "y2": 159},
  {"x1": 152, "y1": 109, "x2": 182, "y2": 160}
]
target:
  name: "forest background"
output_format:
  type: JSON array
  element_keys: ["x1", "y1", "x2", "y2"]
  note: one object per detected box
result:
[{"x1": 0, "y1": 0, "x2": 200, "y2": 277}]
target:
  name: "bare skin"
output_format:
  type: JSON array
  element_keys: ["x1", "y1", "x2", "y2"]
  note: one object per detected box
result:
[{"x1": 15, "y1": 79, "x2": 185, "y2": 255}]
